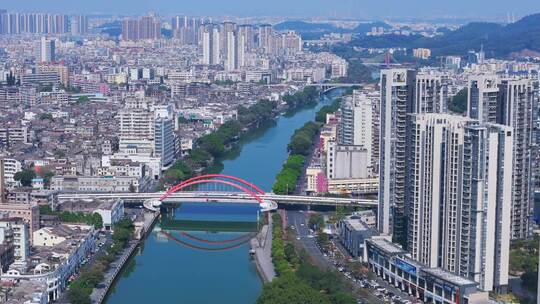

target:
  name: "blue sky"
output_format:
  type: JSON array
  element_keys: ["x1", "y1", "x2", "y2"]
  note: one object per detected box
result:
[{"x1": 3, "y1": 0, "x2": 540, "y2": 19}]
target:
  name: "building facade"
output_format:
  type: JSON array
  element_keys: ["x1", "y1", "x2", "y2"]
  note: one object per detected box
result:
[
  {"x1": 405, "y1": 113, "x2": 513, "y2": 291},
  {"x1": 378, "y1": 69, "x2": 416, "y2": 242},
  {"x1": 468, "y1": 75, "x2": 538, "y2": 239}
]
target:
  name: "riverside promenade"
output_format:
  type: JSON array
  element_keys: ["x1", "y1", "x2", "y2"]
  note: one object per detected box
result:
[
  {"x1": 250, "y1": 214, "x2": 276, "y2": 283},
  {"x1": 90, "y1": 211, "x2": 160, "y2": 304}
]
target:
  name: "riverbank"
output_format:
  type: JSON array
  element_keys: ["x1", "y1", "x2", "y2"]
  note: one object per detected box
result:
[
  {"x1": 105, "y1": 88, "x2": 347, "y2": 304},
  {"x1": 159, "y1": 86, "x2": 322, "y2": 191},
  {"x1": 250, "y1": 214, "x2": 276, "y2": 283},
  {"x1": 91, "y1": 211, "x2": 160, "y2": 304}
]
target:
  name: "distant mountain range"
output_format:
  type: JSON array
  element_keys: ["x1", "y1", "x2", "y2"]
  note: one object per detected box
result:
[{"x1": 349, "y1": 13, "x2": 540, "y2": 58}]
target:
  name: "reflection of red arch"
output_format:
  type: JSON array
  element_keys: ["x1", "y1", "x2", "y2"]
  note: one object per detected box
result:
[
  {"x1": 159, "y1": 179, "x2": 265, "y2": 205},
  {"x1": 163, "y1": 174, "x2": 265, "y2": 198},
  {"x1": 160, "y1": 231, "x2": 252, "y2": 252},
  {"x1": 181, "y1": 232, "x2": 255, "y2": 245}
]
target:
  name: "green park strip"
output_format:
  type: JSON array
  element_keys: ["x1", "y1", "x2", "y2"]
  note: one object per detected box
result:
[
  {"x1": 67, "y1": 219, "x2": 135, "y2": 304},
  {"x1": 257, "y1": 213, "x2": 357, "y2": 304},
  {"x1": 273, "y1": 96, "x2": 344, "y2": 195}
]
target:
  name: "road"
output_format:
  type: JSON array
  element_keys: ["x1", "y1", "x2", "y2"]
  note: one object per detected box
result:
[
  {"x1": 286, "y1": 210, "x2": 332, "y2": 270},
  {"x1": 56, "y1": 232, "x2": 113, "y2": 303},
  {"x1": 286, "y1": 210, "x2": 422, "y2": 304}
]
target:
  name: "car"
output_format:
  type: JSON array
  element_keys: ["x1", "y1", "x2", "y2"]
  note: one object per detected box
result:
[{"x1": 296, "y1": 237, "x2": 301, "y2": 240}]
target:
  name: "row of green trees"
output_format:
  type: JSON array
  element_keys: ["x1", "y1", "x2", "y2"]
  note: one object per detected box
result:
[
  {"x1": 272, "y1": 213, "x2": 295, "y2": 276},
  {"x1": 68, "y1": 219, "x2": 135, "y2": 304},
  {"x1": 315, "y1": 98, "x2": 342, "y2": 123},
  {"x1": 287, "y1": 121, "x2": 321, "y2": 156},
  {"x1": 448, "y1": 88, "x2": 468, "y2": 114},
  {"x1": 282, "y1": 86, "x2": 320, "y2": 108},
  {"x1": 272, "y1": 155, "x2": 306, "y2": 195},
  {"x1": 258, "y1": 213, "x2": 356, "y2": 304},
  {"x1": 509, "y1": 237, "x2": 539, "y2": 294},
  {"x1": 274, "y1": 100, "x2": 342, "y2": 195},
  {"x1": 39, "y1": 205, "x2": 103, "y2": 229},
  {"x1": 159, "y1": 99, "x2": 278, "y2": 189}
]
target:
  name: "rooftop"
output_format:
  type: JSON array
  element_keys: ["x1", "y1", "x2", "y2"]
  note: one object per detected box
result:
[
  {"x1": 422, "y1": 268, "x2": 478, "y2": 287},
  {"x1": 368, "y1": 238, "x2": 406, "y2": 255},
  {"x1": 342, "y1": 217, "x2": 369, "y2": 231}
]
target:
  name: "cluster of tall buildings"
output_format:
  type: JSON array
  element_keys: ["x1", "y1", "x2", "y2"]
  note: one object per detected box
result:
[
  {"x1": 377, "y1": 68, "x2": 539, "y2": 292},
  {"x1": 0, "y1": 10, "x2": 87, "y2": 35},
  {"x1": 200, "y1": 22, "x2": 301, "y2": 69},
  {"x1": 125, "y1": 16, "x2": 302, "y2": 70},
  {"x1": 201, "y1": 22, "x2": 250, "y2": 70},
  {"x1": 121, "y1": 15, "x2": 161, "y2": 41}
]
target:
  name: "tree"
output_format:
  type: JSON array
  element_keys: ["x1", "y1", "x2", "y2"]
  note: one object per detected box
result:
[
  {"x1": 76, "y1": 96, "x2": 90, "y2": 104},
  {"x1": 288, "y1": 121, "x2": 321, "y2": 156},
  {"x1": 198, "y1": 133, "x2": 225, "y2": 157},
  {"x1": 91, "y1": 213, "x2": 104, "y2": 229},
  {"x1": 316, "y1": 102, "x2": 340, "y2": 123},
  {"x1": 42, "y1": 170, "x2": 55, "y2": 188},
  {"x1": 128, "y1": 183, "x2": 136, "y2": 193},
  {"x1": 448, "y1": 88, "x2": 468, "y2": 114},
  {"x1": 39, "y1": 113, "x2": 54, "y2": 121},
  {"x1": 257, "y1": 274, "x2": 331, "y2": 304},
  {"x1": 331, "y1": 292, "x2": 357, "y2": 304},
  {"x1": 309, "y1": 214, "x2": 325, "y2": 231},
  {"x1": 14, "y1": 169, "x2": 36, "y2": 187},
  {"x1": 67, "y1": 287, "x2": 91, "y2": 304},
  {"x1": 521, "y1": 271, "x2": 538, "y2": 292},
  {"x1": 178, "y1": 116, "x2": 189, "y2": 124}
]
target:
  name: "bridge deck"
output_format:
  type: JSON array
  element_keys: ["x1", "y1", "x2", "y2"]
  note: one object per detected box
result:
[{"x1": 57, "y1": 192, "x2": 377, "y2": 207}]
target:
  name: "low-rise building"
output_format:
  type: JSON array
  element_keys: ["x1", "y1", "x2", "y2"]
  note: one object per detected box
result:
[
  {"x1": 365, "y1": 238, "x2": 489, "y2": 304},
  {"x1": 0, "y1": 203, "x2": 40, "y2": 244},
  {"x1": 51, "y1": 175, "x2": 146, "y2": 193},
  {"x1": 1, "y1": 280, "x2": 48, "y2": 304},
  {"x1": 0, "y1": 216, "x2": 30, "y2": 262},
  {"x1": 3, "y1": 224, "x2": 96, "y2": 302},
  {"x1": 94, "y1": 200, "x2": 124, "y2": 230},
  {"x1": 338, "y1": 215, "x2": 378, "y2": 259},
  {"x1": 327, "y1": 178, "x2": 378, "y2": 195},
  {"x1": 327, "y1": 142, "x2": 369, "y2": 179},
  {"x1": 58, "y1": 199, "x2": 124, "y2": 231}
]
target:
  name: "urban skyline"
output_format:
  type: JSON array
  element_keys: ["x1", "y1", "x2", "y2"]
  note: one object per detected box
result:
[
  {"x1": 2, "y1": 0, "x2": 540, "y2": 20},
  {"x1": 1, "y1": 3, "x2": 540, "y2": 304}
]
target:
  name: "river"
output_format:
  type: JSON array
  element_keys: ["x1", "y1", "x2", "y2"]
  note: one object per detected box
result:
[{"x1": 104, "y1": 89, "x2": 344, "y2": 304}]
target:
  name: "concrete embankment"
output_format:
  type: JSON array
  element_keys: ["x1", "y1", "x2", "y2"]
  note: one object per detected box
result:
[
  {"x1": 91, "y1": 211, "x2": 160, "y2": 304},
  {"x1": 250, "y1": 215, "x2": 276, "y2": 283}
]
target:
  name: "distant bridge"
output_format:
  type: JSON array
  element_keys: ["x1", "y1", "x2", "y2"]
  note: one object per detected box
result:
[{"x1": 306, "y1": 83, "x2": 362, "y2": 93}]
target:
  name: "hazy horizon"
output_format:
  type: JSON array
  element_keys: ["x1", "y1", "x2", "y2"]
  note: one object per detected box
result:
[{"x1": 2, "y1": 0, "x2": 540, "y2": 20}]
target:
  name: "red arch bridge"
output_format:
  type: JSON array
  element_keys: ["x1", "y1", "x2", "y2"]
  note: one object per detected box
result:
[{"x1": 57, "y1": 174, "x2": 378, "y2": 210}]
